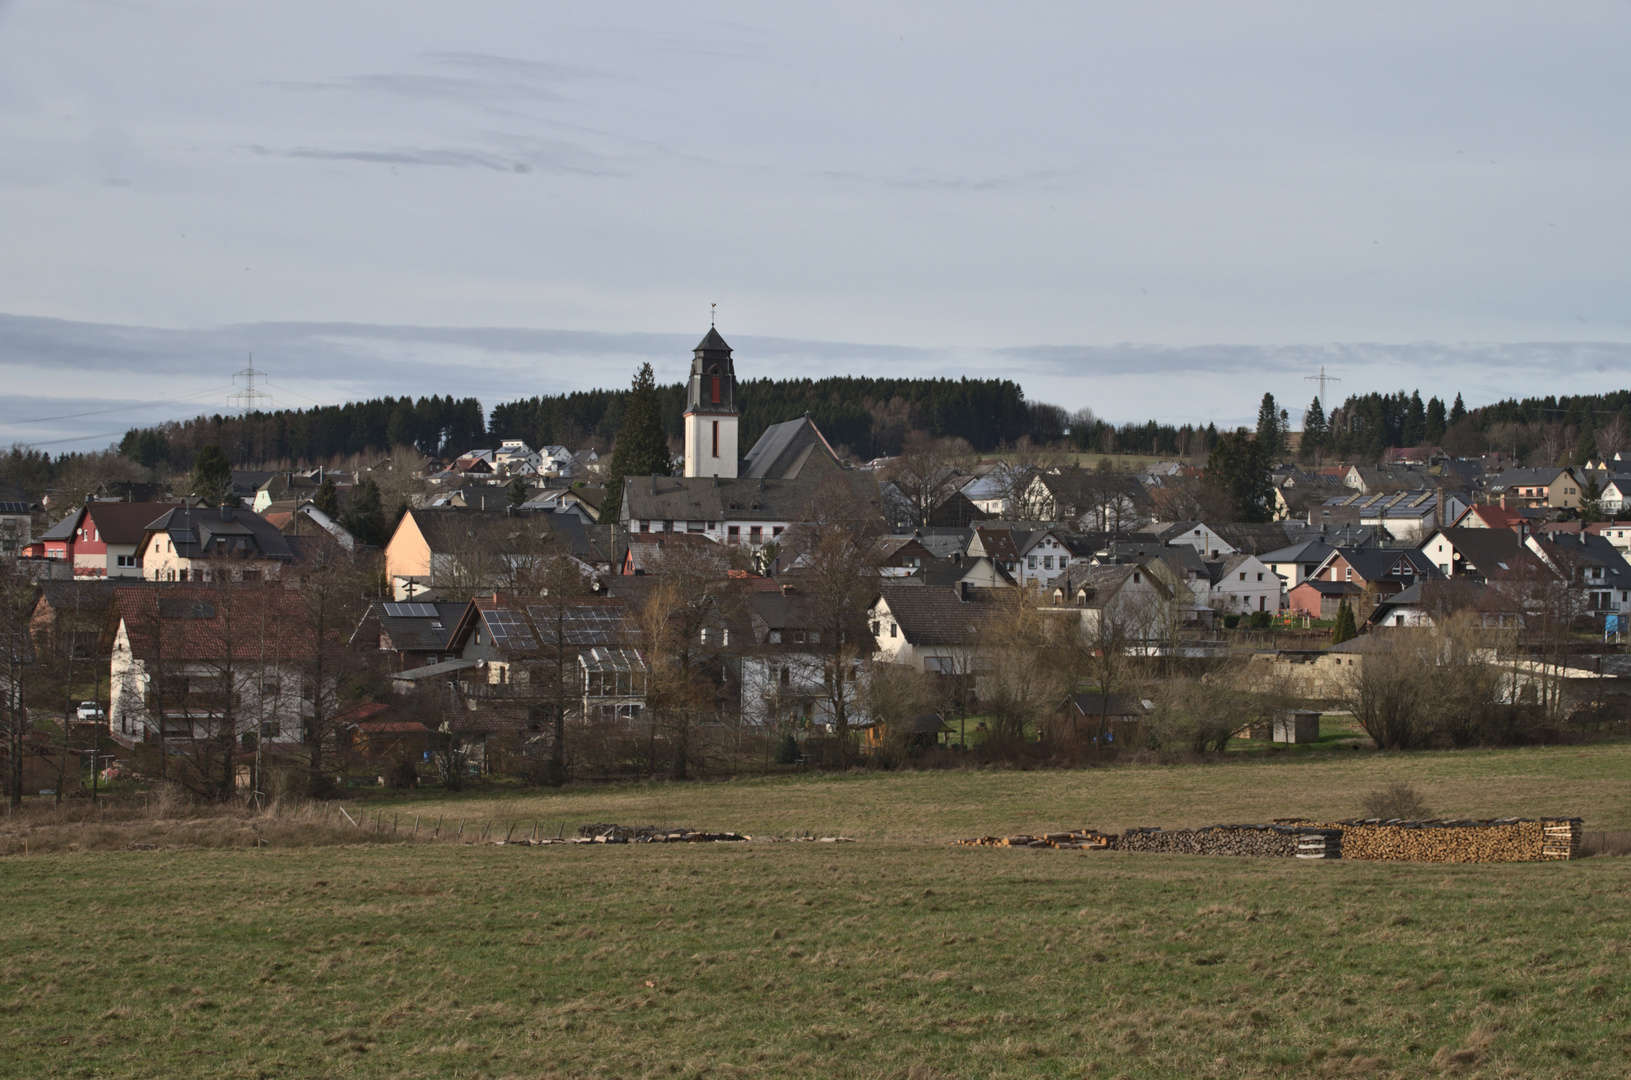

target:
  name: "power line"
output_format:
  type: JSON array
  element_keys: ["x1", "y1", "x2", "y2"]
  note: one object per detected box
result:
[{"x1": 10, "y1": 384, "x2": 239, "y2": 425}]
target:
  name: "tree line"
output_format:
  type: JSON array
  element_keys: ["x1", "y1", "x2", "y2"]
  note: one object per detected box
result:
[{"x1": 491, "y1": 375, "x2": 1034, "y2": 459}]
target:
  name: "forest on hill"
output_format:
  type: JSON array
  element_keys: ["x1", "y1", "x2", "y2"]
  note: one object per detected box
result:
[{"x1": 8, "y1": 373, "x2": 1628, "y2": 484}]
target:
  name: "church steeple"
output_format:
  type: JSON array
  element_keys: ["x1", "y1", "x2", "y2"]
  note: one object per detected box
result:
[
  {"x1": 682, "y1": 327, "x2": 740, "y2": 477},
  {"x1": 685, "y1": 328, "x2": 737, "y2": 416}
]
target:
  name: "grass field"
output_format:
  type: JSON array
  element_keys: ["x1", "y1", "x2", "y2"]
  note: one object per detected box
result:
[
  {"x1": 352, "y1": 741, "x2": 1631, "y2": 840},
  {"x1": 4, "y1": 744, "x2": 1631, "y2": 1079}
]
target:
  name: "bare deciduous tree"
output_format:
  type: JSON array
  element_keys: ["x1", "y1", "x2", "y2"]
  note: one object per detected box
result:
[{"x1": 880, "y1": 432, "x2": 977, "y2": 528}]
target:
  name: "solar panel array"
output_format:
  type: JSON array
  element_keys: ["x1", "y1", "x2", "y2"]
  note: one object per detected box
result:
[
  {"x1": 482, "y1": 608, "x2": 537, "y2": 650},
  {"x1": 528, "y1": 604, "x2": 635, "y2": 646},
  {"x1": 382, "y1": 602, "x2": 440, "y2": 618}
]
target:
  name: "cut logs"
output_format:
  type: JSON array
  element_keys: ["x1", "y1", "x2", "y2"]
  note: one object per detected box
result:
[
  {"x1": 956, "y1": 829, "x2": 1113, "y2": 851},
  {"x1": 956, "y1": 817, "x2": 1581, "y2": 863},
  {"x1": 1277, "y1": 817, "x2": 1581, "y2": 863},
  {"x1": 1116, "y1": 824, "x2": 1340, "y2": 859}
]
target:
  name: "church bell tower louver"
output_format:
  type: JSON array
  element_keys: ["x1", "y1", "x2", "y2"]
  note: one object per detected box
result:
[{"x1": 682, "y1": 327, "x2": 739, "y2": 478}]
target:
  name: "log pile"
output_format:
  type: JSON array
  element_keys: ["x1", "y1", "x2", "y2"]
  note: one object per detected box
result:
[
  {"x1": 956, "y1": 829, "x2": 1114, "y2": 850},
  {"x1": 1116, "y1": 824, "x2": 1340, "y2": 859},
  {"x1": 577, "y1": 823, "x2": 750, "y2": 844},
  {"x1": 1276, "y1": 817, "x2": 1582, "y2": 863}
]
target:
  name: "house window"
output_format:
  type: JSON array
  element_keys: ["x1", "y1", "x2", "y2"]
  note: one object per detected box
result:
[
  {"x1": 809, "y1": 630, "x2": 821, "y2": 644},
  {"x1": 260, "y1": 721, "x2": 281, "y2": 738},
  {"x1": 712, "y1": 420, "x2": 719, "y2": 457},
  {"x1": 792, "y1": 629, "x2": 806, "y2": 644},
  {"x1": 750, "y1": 526, "x2": 763, "y2": 543},
  {"x1": 1345, "y1": 568, "x2": 1353, "y2": 581},
  {"x1": 687, "y1": 521, "x2": 705, "y2": 533},
  {"x1": 728, "y1": 525, "x2": 740, "y2": 540},
  {"x1": 889, "y1": 622, "x2": 897, "y2": 638},
  {"x1": 1027, "y1": 556, "x2": 1037, "y2": 569},
  {"x1": 1132, "y1": 572, "x2": 1141, "y2": 584},
  {"x1": 1043, "y1": 556, "x2": 1053, "y2": 570},
  {"x1": 662, "y1": 520, "x2": 674, "y2": 533},
  {"x1": 768, "y1": 630, "x2": 782, "y2": 644},
  {"x1": 772, "y1": 526, "x2": 784, "y2": 537},
  {"x1": 700, "y1": 628, "x2": 710, "y2": 645},
  {"x1": 1239, "y1": 572, "x2": 1246, "y2": 581},
  {"x1": 1256, "y1": 573, "x2": 1264, "y2": 581}
]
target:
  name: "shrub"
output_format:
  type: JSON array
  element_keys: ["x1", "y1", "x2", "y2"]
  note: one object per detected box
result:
[
  {"x1": 774, "y1": 733, "x2": 800, "y2": 765},
  {"x1": 1223, "y1": 614, "x2": 1241, "y2": 630},
  {"x1": 1360, "y1": 782, "x2": 1432, "y2": 820},
  {"x1": 1248, "y1": 611, "x2": 1273, "y2": 630},
  {"x1": 385, "y1": 759, "x2": 419, "y2": 790}
]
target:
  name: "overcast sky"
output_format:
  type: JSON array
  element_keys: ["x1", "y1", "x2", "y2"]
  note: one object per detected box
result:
[{"x1": 3, "y1": 2, "x2": 1629, "y2": 451}]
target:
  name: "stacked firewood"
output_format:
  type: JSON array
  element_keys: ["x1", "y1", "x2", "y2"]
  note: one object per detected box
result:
[
  {"x1": 1278, "y1": 818, "x2": 1582, "y2": 862},
  {"x1": 1116, "y1": 824, "x2": 1340, "y2": 859},
  {"x1": 575, "y1": 824, "x2": 751, "y2": 844},
  {"x1": 956, "y1": 830, "x2": 1114, "y2": 850}
]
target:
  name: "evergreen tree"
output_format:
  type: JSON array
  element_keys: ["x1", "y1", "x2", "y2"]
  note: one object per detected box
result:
[
  {"x1": 1205, "y1": 428, "x2": 1274, "y2": 522},
  {"x1": 313, "y1": 476, "x2": 339, "y2": 518},
  {"x1": 1448, "y1": 393, "x2": 1466, "y2": 427},
  {"x1": 188, "y1": 445, "x2": 234, "y2": 507},
  {"x1": 1403, "y1": 390, "x2": 1427, "y2": 446},
  {"x1": 603, "y1": 363, "x2": 672, "y2": 520},
  {"x1": 341, "y1": 478, "x2": 386, "y2": 547},
  {"x1": 1425, "y1": 396, "x2": 1447, "y2": 443},
  {"x1": 1301, "y1": 397, "x2": 1328, "y2": 462},
  {"x1": 1331, "y1": 601, "x2": 1357, "y2": 644},
  {"x1": 1255, "y1": 393, "x2": 1283, "y2": 461},
  {"x1": 507, "y1": 475, "x2": 529, "y2": 508}
]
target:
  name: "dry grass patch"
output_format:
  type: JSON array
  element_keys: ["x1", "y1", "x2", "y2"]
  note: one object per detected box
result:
[{"x1": 2, "y1": 843, "x2": 1628, "y2": 1078}]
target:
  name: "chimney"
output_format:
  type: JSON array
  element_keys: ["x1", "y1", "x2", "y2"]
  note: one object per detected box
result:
[
  {"x1": 959, "y1": 580, "x2": 971, "y2": 601},
  {"x1": 780, "y1": 583, "x2": 795, "y2": 596}
]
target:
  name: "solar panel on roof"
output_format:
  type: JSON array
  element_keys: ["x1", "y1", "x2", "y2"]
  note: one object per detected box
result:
[
  {"x1": 482, "y1": 608, "x2": 536, "y2": 650},
  {"x1": 528, "y1": 605, "x2": 634, "y2": 646},
  {"x1": 383, "y1": 602, "x2": 440, "y2": 618}
]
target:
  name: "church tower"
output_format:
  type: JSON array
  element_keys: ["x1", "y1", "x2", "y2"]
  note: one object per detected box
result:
[{"x1": 682, "y1": 327, "x2": 739, "y2": 478}]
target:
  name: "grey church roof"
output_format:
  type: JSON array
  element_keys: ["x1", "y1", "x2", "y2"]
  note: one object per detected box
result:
[
  {"x1": 741, "y1": 415, "x2": 841, "y2": 479},
  {"x1": 623, "y1": 470, "x2": 883, "y2": 526}
]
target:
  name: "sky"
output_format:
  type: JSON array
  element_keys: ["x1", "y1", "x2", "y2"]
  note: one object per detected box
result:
[{"x1": 2, "y1": 1, "x2": 1629, "y2": 452}]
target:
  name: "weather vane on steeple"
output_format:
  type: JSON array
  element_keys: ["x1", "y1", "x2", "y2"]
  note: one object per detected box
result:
[{"x1": 711, "y1": 302, "x2": 716, "y2": 327}]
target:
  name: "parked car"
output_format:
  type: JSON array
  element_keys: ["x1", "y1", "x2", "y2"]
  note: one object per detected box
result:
[{"x1": 76, "y1": 702, "x2": 104, "y2": 722}]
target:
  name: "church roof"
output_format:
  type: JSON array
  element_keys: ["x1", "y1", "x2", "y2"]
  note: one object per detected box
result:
[
  {"x1": 741, "y1": 415, "x2": 841, "y2": 479},
  {"x1": 694, "y1": 327, "x2": 732, "y2": 354}
]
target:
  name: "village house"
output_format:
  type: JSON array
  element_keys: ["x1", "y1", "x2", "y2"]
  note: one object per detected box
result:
[
  {"x1": 0, "y1": 480, "x2": 32, "y2": 556},
  {"x1": 869, "y1": 582, "x2": 999, "y2": 677},
  {"x1": 1137, "y1": 521, "x2": 1238, "y2": 560},
  {"x1": 107, "y1": 586, "x2": 315, "y2": 746},
  {"x1": 1486, "y1": 467, "x2": 1585, "y2": 511},
  {"x1": 1524, "y1": 532, "x2": 1631, "y2": 617},
  {"x1": 349, "y1": 600, "x2": 468, "y2": 670},
  {"x1": 1208, "y1": 553, "x2": 1282, "y2": 614},
  {"x1": 1417, "y1": 527, "x2": 1528, "y2": 582},
  {"x1": 38, "y1": 501, "x2": 179, "y2": 578},
  {"x1": 1287, "y1": 578, "x2": 1363, "y2": 619},
  {"x1": 139, "y1": 505, "x2": 297, "y2": 583}
]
